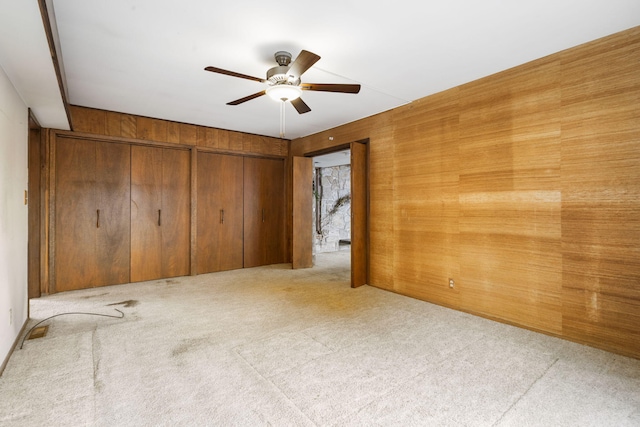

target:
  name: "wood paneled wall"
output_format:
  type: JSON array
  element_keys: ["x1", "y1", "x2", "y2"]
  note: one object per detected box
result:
[
  {"x1": 69, "y1": 105, "x2": 289, "y2": 157},
  {"x1": 291, "y1": 26, "x2": 640, "y2": 359}
]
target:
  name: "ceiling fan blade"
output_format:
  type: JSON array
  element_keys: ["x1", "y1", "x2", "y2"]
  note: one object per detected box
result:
[
  {"x1": 287, "y1": 50, "x2": 321, "y2": 79},
  {"x1": 291, "y1": 97, "x2": 311, "y2": 114},
  {"x1": 301, "y1": 83, "x2": 361, "y2": 94},
  {"x1": 227, "y1": 90, "x2": 266, "y2": 105},
  {"x1": 205, "y1": 66, "x2": 266, "y2": 83}
]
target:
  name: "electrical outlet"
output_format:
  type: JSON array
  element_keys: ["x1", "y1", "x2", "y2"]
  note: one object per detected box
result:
[{"x1": 449, "y1": 279, "x2": 455, "y2": 289}]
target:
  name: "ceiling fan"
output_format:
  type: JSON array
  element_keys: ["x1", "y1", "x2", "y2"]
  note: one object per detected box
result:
[{"x1": 205, "y1": 50, "x2": 361, "y2": 114}]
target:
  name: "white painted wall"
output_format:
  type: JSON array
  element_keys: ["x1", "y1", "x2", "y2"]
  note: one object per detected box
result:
[{"x1": 0, "y1": 64, "x2": 28, "y2": 366}]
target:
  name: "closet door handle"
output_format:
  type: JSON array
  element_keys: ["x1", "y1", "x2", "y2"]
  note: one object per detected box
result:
[
  {"x1": 97, "y1": 209, "x2": 100, "y2": 228},
  {"x1": 262, "y1": 209, "x2": 265, "y2": 223},
  {"x1": 158, "y1": 209, "x2": 162, "y2": 226},
  {"x1": 220, "y1": 209, "x2": 224, "y2": 224}
]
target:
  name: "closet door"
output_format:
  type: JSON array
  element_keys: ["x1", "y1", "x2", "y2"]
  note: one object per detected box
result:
[
  {"x1": 55, "y1": 138, "x2": 131, "y2": 292},
  {"x1": 131, "y1": 145, "x2": 163, "y2": 282},
  {"x1": 131, "y1": 146, "x2": 190, "y2": 282},
  {"x1": 197, "y1": 153, "x2": 243, "y2": 273},
  {"x1": 95, "y1": 141, "x2": 131, "y2": 286},
  {"x1": 55, "y1": 138, "x2": 98, "y2": 291},
  {"x1": 243, "y1": 157, "x2": 285, "y2": 268},
  {"x1": 161, "y1": 148, "x2": 191, "y2": 278}
]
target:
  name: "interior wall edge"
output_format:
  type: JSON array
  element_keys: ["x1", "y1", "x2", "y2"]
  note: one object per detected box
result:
[{"x1": 0, "y1": 318, "x2": 29, "y2": 378}]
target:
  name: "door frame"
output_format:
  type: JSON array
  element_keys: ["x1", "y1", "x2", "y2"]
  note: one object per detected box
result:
[{"x1": 298, "y1": 140, "x2": 369, "y2": 287}]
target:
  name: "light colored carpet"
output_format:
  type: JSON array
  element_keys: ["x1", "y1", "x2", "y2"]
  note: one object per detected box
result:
[{"x1": 1, "y1": 250, "x2": 639, "y2": 426}]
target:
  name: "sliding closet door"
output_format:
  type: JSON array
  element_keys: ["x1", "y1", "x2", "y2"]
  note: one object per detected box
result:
[
  {"x1": 131, "y1": 145, "x2": 190, "y2": 282},
  {"x1": 243, "y1": 157, "x2": 286, "y2": 268},
  {"x1": 161, "y1": 148, "x2": 191, "y2": 278},
  {"x1": 55, "y1": 138, "x2": 130, "y2": 292},
  {"x1": 95, "y1": 141, "x2": 131, "y2": 286},
  {"x1": 197, "y1": 152, "x2": 244, "y2": 273},
  {"x1": 131, "y1": 145, "x2": 163, "y2": 282},
  {"x1": 55, "y1": 138, "x2": 98, "y2": 291}
]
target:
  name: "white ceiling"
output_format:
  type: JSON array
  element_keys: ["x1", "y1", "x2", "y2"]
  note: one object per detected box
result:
[
  {"x1": 0, "y1": 0, "x2": 69, "y2": 130},
  {"x1": 1, "y1": 1, "x2": 639, "y2": 139},
  {"x1": 314, "y1": 150, "x2": 351, "y2": 168}
]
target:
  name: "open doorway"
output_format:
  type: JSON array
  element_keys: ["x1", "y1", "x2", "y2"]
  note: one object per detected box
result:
[
  {"x1": 292, "y1": 140, "x2": 367, "y2": 287},
  {"x1": 312, "y1": 149, "x2": 351, "y2": 259}
]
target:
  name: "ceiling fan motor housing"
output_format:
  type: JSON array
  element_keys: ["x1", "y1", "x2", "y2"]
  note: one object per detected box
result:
[
  {"x1": 267, "y1": 51, "x2": 300, "y2": 85},
  {"x1": 267, "y1": 66, "x2": 300, "y2": 85}
]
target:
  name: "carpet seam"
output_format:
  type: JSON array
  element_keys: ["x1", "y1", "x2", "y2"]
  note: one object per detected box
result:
[{"x1": 491, "y1": 357, "x2": 560, "y2": 426}]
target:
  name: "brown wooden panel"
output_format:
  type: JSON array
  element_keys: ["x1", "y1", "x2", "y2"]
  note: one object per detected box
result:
[
  {"x1": 55, "y1": 138, "x2": 97, "y2": 291},
  {"x1": 218, "y1": 130, "x2": 230, "y2": 150},
  {"x1": 392, "y1": 92, "x2": 460, "y2": 301},
  {"x1": 180, "y1": 124, "x2": 197, "y2": 145},
  {"x1": 121, "y1": 114, "x2": 137, "y2": 138},
  {"x1": 105, "y1": 111, "x2": 122, "y2": 137},
  {"x1": 229, "y1": 132, "x2": 244, "y2": 152},
  {"x1": 151, "y1": 119, "x2": 168, "y2": 142},
  {"x1": 263, "y1": 158, "x2": 286, "y2": 265},
  {"x1": 289, "y1": 27, "x2": 640, "y2": 359},
  {"x1": 70, "y1": 106, "x2": 105, "y2": 134},
  {"x1": 243, "y1": 157, "x2": 285, "y2": 267},
  {"x1": 350, "y1": 141, "x2": 367, "y2": 287},
  {"x1": 197, "y1": 127, "x2": 218, "y2": 149},
  {"x1": 136, "y1": 117, "x2": 153, "y2": 141},
  {"x1": 68, "y1": 106, "x2": 291, "y2": 157},
  {"x1": 292, "y1": 157, "x2": 313, "y2": 268},
  {"x1": 95, "y1": 142, "x2": 130, "y2": 286},
  {"x1": 161, "y1": 148, "x2": 191, "y2": 278},
  {"x1": 28, "y1": 117, "x2": 41, "y2": 298},
  {"x1": 197, "y1": 152, "x2": 243, "y2": 273},
  {"x1": 368, "y1": 127, "x2": 395, "y2": 291},
  {"x1": 559, "y1": 29, "x2": 640, "y2": 356},
  {"x1": 243, "y1": 157, "x2": 262, "y2": 267},
  {"x1": 167, "y1": 121, "x2": 181, "y2": 144},
  {"x1": 131, "y1": 145, "x2": 163, "y2": 282}
]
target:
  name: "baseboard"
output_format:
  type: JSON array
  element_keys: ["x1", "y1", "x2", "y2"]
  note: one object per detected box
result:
[{"x1": 0, "y1": 318, "x2": 29, "y2": 377}]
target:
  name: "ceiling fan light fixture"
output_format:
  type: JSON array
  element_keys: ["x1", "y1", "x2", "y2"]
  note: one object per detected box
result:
[{"x1": 266, "y1": 84, "x2": 302, "y2": 102}]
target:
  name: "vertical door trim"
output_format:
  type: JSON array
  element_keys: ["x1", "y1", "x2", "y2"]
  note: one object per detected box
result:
[
  {"x1": 27, "y1": 110, "x2": 42, "y2": 299},
  {"x1": 350, "y1": 141, "x2": 368, "y2": 288},
  {"x1": 292, "y1": 156, "x2": 313, "y2": 268}
]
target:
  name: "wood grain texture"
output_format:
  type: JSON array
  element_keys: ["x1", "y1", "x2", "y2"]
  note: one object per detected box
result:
[
  {"x1": 95, "y1": 141, "x2": 131, "y2": 286},
  {"x1": 130, "y1": 145, "x2": 163, "y2": 282},
  {"x1": 161, "y1": 148, "x2": 191, "y2": 278},
  {"x1": 559, "y1": 27, "x2": 640, "y2": 357},
  {"x1": 130, "y1": 146, "x2": 191, "y2": 282},
  {"x1": 28, "y1": 116, "x2": 41, "y2": 298},
  {"x1": 290, "y1": 26, "x2": 640, "y2": 359},
  {"x1": 54, "y1": 138, "x2": 131, "y2": 291},
  {"x1": 54, "y1": 138, "x2": 96, "y2": 291},
  {"x1": 262, "y1": 158, "x2": 287, "y2": 266},
  {"x1": 458, "y1": 57, "x2": 563, "y2": 333},
  {"x1": 392, "y1": 89, "x2": 460, "y2": 306},
  {"x1": 70, "y1": 105, "x2": 288, "y2": 156},
  {"x1": 351, "y1": 141, "x2": 368, "y2": 287},
  {"x1": 292, "y1": 156, "x2": 313, "y2": 269},
  {"x1": 197, "y1": 152, "x2": 244, "y2": 273},
  {"x1": 243, "y1": 157, "x2": 286, "y2": 268}
]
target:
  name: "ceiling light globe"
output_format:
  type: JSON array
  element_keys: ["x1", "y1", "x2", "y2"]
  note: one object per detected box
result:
[{"x1": 266, "y1": 85, "x2": 302, "y2": 102}]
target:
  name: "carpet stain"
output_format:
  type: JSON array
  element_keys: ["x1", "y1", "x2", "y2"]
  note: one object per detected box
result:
[
  {"x1": 107, "y1": 299, "x2": 139, "y2": 308},
  {"x1": 81, "y1": 292, "x2": 108, "y2": 299},
  {"x1": 165, "y1": 279, "x2": 179, "y2": 285},
  {"x1": 172, "y1": 337, "x2": 209, "y2": 358}
]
